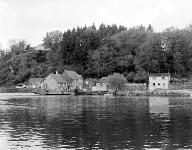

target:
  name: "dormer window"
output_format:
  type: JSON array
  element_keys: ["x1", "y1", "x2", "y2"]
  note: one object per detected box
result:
[{"x1": 162, "y1": 77, "x2": 165, "y2": 79}]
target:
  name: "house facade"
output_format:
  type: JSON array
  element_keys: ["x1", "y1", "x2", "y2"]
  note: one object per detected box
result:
[
  {"x1": 92, "y1": 77, "x2": 109, "y2": 92},
  {"x1": 83, "y1": 78, "x2": 97, "y2": 91},
  {"x1": 41, "y1": 73, "x2": 68, "y2": 93},
  {"x1": 28, "y1": 78, "x2": 44, "y2": 88},
  {"x1": 148, "y1": 73, "x2": 170, "y2": 91},
  {"x1": 62, "y1": 70, "x2": 83, "y2": 90}
]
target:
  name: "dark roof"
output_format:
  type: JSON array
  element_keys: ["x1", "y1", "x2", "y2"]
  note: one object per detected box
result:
[
  {"x1": 62, "y1": 73, "x2": 73, "y2": 83},
  {"x1": 51, "y1": 74, "x2": 67, "y2": 84},
  {"x1": 62, "y1": 70, "x2": 82, "y2": 81},
  {"x1": 28, "y1": 78, "x2": 44, "y2": 83},
  {"x1": 149, "y1": 73, "x2": 170, "y2": 77}
]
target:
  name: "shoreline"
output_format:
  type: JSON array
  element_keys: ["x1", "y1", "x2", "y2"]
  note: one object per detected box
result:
[
  {"x1": 0, "y1": 93, "x2": 38, "y2": 96},
  {"x1": 0, "y1": 89, "x2": 191, "y2": 99},
  {"x1": 0, "y1": 93, "x2": 39, "y2": 99}
]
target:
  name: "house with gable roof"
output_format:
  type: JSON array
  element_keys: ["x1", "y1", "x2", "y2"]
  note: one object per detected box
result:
[
  {"x1": 62, "y1": 70, "x2": 83, "y2": 90},
  {"x1": 41, "y1": 71, "x2": 69, "y2": 93}
]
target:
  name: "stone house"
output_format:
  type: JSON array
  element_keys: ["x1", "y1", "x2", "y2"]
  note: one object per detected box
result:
[{"x1": 148, "y1": 73, "x2": 170, "y2": 91}]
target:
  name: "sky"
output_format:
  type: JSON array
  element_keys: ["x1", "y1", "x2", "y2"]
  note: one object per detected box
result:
[{"x1": 0, "y1": 0, "x2": 192, "y2": 49}]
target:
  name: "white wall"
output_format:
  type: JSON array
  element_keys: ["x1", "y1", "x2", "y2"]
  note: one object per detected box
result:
[
  {"x1": 149, "y1": 76, "x2": 170, "y2": 91},
  {"x1": 92, "y1": 86, "x2": 107, "y2": 92}
]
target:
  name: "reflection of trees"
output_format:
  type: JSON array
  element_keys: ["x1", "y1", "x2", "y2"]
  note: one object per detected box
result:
[
  {"x1": 4, "y1": 98, "x2": 47, "y2": 140},
  {"x1": 6, "y1": 96, "x2": 192, "y2": 149},
  {"x1": 147, "y1": 97, "x2": 192, "y2": 149},
  {"x1": 168, "y1": 98, "x2": 192, "y2": 149},
  {"x1": 1, "y1": 96, "x2": 152, "y2": 149}
]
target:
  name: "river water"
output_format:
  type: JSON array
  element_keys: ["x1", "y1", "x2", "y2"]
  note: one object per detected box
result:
[{"x1": 0, "y1": 96, "x2": 192, "y2": 149}]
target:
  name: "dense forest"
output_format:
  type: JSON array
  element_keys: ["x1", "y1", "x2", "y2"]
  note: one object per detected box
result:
[{"x1": 1, "y1": 23, "x2": 192, "y2": 86}]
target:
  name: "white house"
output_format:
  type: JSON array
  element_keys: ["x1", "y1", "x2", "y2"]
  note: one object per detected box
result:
[
  {"x1": 92, "y1": 77, "x2": 108, "y2": 92},
  {"x1": 148, "y1": 73, "x2": 170, "y2": 91}
]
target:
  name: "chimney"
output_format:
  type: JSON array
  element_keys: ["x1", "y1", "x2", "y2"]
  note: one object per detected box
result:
[{"x1": 56, "y1": 70, "x2": 58, "y2": 74}]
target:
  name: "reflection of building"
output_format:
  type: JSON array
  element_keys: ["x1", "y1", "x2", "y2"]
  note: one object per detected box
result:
[
  {"x1": 149, "y1": 97, "x2": 170, "y2": 116},
  {"x1": 149, "y1": 73, "x2": 170, "y2": 91},
  {"x1": 148, "y1": 97, "x2": 170, "y2": 148}
]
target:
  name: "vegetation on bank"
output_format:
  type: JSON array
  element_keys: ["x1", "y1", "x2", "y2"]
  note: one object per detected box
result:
[
  {"x1": 107, "y1": 73, "x2": 127, "y2": 93},
  {"x1": 1, "y1": 24, "x2": 192, "y2": 86}
]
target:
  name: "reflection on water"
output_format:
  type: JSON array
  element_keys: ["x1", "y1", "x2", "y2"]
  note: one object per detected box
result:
[{"x1": 0, "y1": 96, "x2": 192, "y2": 149}]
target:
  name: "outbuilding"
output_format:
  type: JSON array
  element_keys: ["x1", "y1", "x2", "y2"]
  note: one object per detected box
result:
[{"x1": 28, "y1": 78, "x2": 44, "y2": 88}]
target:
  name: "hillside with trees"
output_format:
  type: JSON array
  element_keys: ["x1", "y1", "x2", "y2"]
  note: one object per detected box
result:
[{"x1": 1, "y1": 24, "x2": 192, "y2": 86}]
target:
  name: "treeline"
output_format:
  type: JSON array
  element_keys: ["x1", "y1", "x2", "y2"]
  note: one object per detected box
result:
[{"x1": 1, "y1": 24, "x2": 192, "y2": 85}]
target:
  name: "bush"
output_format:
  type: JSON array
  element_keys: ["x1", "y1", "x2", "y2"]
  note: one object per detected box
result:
[{"x1": 107, "y1": 73, "x2": 127, "y2": 92}]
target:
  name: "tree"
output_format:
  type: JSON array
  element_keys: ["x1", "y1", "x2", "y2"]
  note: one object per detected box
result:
[
  {"x1": 147, "y1": 24, "x2": 154, "y2": 32},
  {"x1": 107, "y1": 73, "x2": 127, "y2": 93},
  {"x1": 2, "y1": 23, "x2": 192, "y2": 86},
  {"x1": 9, "y1": 39, "x2": 28, "y2": 55},
  {"x1": 43, "y1": 30, "x2": 63, "y2": 49}
]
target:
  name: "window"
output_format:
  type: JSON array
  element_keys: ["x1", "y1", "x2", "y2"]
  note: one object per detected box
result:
[
  {"x1": 153, "y1": 83, "x2": 155, "y2": 86},
  {"x1": 158, "y1": 83, "x2": 160, "y2": 86},
  {"x1": 163, "y1": 83, "x2": 165, "y2": 86},
  {"x1": 96, "y1": 83, "x2": 100, "y2": 86},
  {"x1": 162, "y1": 76, "x2": 165, "y2": 79}
]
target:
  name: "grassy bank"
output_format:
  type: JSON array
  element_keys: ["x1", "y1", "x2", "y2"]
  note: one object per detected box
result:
[{"x1": 126, "y1": 90, "x2": 191, "y2": 97}]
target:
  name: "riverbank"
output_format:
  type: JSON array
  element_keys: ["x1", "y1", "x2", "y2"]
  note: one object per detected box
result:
[
  {"x1": 125, "y1": 89, "x2": 191, "y2": 97},
  {"x1": 76, "y1": 90, "x2": 192, "y2": 97},
  {"x1": 0, "y1": 93, "x2": 38, "y2": 96},
  {"x1": 0, "y1": 93, "x2": 39, "y2": 99},
  {"x1": 0, "y1": 86, "x2": 191, "y2": 97},
  {"x1": 0, "y1": 87, "x2": 34, "y2": 93}
]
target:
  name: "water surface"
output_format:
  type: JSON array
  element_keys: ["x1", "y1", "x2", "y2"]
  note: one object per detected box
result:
[{"x1": 0, "y1": 96, "x2": 192, "y2": 149}]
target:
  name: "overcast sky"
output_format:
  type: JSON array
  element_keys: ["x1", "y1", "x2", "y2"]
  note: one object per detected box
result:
[{"x1": 0, "y1": 0, "x2": 192, "y2": 49}]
